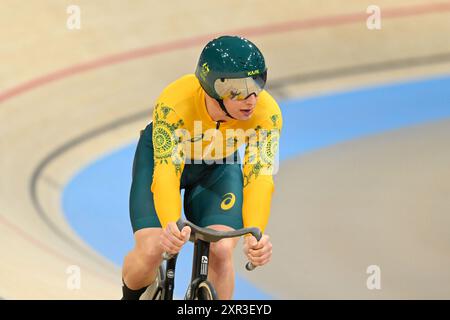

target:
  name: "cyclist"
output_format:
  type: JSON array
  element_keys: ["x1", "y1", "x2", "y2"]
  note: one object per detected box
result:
[{"x1": 121, "y1": 35, "x2": 282, "y2": 300}]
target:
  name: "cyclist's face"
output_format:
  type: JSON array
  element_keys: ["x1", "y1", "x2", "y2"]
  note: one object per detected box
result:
[{"x1": 223, "y1": 93, "x2": 258, "y2": 120}]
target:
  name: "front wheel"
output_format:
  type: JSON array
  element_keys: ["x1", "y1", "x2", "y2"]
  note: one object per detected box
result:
[{"x1": 195, "y1": 280, "x2": 218, "y2": 300}]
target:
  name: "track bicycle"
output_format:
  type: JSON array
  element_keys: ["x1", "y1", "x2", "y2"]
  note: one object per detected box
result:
[{"x1": 144, "y1": 218, "x2": 262, "y2": 300}]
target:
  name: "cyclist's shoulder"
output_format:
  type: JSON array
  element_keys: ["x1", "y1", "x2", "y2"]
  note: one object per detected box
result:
[
  {"x1": 257, "y1": 90, "x2": 282, "y2": 115},
  {"x1": 153, "y1": 74, "x2": 201, "y2": 123},
  {"x1": 157, "y1": 74, "x2": 200, "y2": 106}
]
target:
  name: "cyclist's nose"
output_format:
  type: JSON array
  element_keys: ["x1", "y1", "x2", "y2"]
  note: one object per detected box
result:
[{"x1": 245, "y1": 93, "x2": 257, "y2": 106}]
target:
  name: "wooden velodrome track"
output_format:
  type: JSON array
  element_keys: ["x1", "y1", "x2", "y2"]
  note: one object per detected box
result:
[{"x1": 1, "y1": 0, "x2": 450, "y2": 299}]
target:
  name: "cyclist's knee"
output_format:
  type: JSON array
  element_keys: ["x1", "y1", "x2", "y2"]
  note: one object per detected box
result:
[
  {"x1": 210, "y1": 239, "x2": 236, "y2": 264},
  {"x1": 134, "y1": 228, "x2": 164, "y2": 264},
  {"x1": 207, "y1": 225, "x2": 238, "y2": 264}
]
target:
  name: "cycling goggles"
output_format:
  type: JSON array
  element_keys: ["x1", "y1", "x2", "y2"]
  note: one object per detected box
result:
[{"x1": 213, "y1": 72, "x2": 267, "y2": 100}]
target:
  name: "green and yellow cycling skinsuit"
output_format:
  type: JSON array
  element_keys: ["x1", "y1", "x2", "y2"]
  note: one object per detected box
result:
[{"x1": 129, "y1": 74, "x2": 282, "y2": 233}]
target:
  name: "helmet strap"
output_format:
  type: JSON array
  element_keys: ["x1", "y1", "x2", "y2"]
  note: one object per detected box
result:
[{"x1": 216, "y1": 99, "x2": 237, "y2": 120}]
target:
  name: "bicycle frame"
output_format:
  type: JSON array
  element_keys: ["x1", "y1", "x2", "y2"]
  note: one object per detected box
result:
[
  {"x1": 186, "y1": 239, "x2": 210, "y2": 300},
  {"x1": 161, "y1": 254, "x2": 178, "y2": 300},
  {"x1": 161, "y1": 239, "x2": 211, "y2": 300}
]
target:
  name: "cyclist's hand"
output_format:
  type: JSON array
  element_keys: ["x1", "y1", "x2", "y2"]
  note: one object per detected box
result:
[
  {"x1": 160, "y1": 222, "x2": 191, "y2": 255},
  {"x1": 243, "y1": 234, "x2": 272, "y2": 267}
]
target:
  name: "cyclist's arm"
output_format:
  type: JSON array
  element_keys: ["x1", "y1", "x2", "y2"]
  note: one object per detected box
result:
[
  {"x1": 150, "y1": 102, "x2": 186, "y2": 229},
  {"x1": 242, "y1": 114, "x2": 282, "y2": 232}
]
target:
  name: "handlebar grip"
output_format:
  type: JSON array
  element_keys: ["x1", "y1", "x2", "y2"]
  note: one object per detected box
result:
[
  {"x1": 251, "y1": 229, "x2": 263, "y2": 242},
  {"x1": 176, "y1": 219, "x2": 186, "y2": 231},
  {"x1": 245, "y1": 230, "x2": 262, "y2": 271}
]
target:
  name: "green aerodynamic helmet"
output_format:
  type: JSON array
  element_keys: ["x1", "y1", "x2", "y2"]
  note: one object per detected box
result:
[{"x1": 195, "y1": 35, "x2": 267, "y2": 118}]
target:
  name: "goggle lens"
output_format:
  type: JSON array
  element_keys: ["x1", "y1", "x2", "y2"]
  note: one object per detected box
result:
[{"x1": 214, "y1": 71, "x2": 267, "y2": 100}]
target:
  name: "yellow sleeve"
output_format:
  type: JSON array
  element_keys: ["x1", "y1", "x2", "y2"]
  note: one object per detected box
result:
[
  {"x1": 150, "y1": 102, "x2": 186, "y2": 229},
  {"x1": 242, "y1": 113, "x2": 282, "y2": 232}
]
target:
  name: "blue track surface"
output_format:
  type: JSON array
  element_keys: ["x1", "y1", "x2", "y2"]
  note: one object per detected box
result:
[{"x1": 63, "y1": 75, "x2": 450, "y2": 299}]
